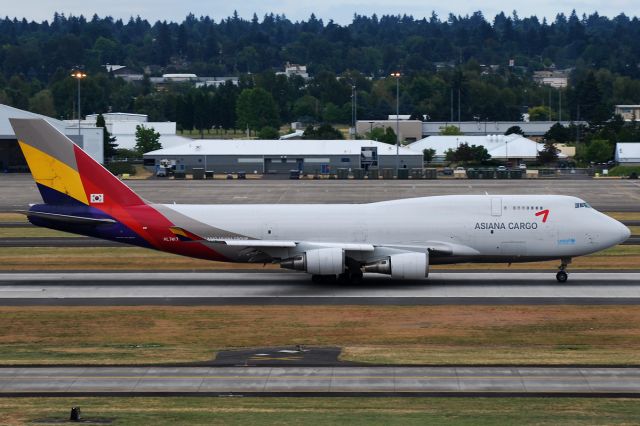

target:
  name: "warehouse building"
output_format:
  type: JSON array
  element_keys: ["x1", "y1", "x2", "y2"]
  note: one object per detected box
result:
[
  {"x1": 143, "y1": 139, "x2": 422, "y2": 174},
  {"x1": 408, "y1": 134, "x2": 567, "y2": 164},
  {"x1": 0, "y1": 104, "x2": 103, "y2": 171},
  {"x1": 615, "y1": 143, "x2": 640, "y2": 165}
]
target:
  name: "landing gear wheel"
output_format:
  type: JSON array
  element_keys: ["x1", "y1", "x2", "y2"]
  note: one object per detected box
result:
[
  {"x1": 337, "y1": 270, "x2": 364, "y2": 284},
  {"x1": 556, "y1": 270, "x2": 568, "y2": 283},
  {"x1": 556, "y1": 257, "x2": 571, "y2": 283}
]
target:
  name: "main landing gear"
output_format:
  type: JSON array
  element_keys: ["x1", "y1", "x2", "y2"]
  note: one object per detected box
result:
[
  {"x1": 311, "y1": 267, "x2": 364, "y2": 284},
  {"x1": 556, "y1": 258, "x2": 571, "y2": 283}
]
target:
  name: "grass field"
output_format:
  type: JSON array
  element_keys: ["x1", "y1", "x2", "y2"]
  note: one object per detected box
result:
[
  {"x1": 2, "y1": 397, "x2": 640, "y2": 425},
  {"x1": 1, "y1": 305, "x2": 640, "y2": 365}
]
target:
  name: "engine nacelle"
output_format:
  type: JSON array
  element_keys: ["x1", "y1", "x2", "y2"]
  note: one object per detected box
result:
[
  {"x1": 280, "y1": 247, "x2": 345, "y2": 275},
  {"x1": 364, "y1": 252, "x2": 429, "y2": 280}
]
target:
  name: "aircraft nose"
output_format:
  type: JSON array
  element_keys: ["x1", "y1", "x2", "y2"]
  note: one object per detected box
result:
[
  {"x1": 609, "y1": 218, "x2": 631, "y2": 245},
  {"x1": 619, "y1": 223, "x2": 631, "y2": 243}
]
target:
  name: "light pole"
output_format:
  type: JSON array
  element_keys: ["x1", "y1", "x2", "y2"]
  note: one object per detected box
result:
[
  {"x1": 390, "y1": 71, "x2": 401, "y2": 175},
  {"x1": 71, "y1": 67, "x2": 87, "y2": 137}
]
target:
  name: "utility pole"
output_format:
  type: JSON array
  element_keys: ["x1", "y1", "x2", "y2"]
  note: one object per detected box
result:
[
  {"x1": 390, "y1": 72, "x2": 401, "y2": 176},
  {"x1": 458, "y1": 89, "x2": 461, "y2": 124},
  {"x1": 450, "y1": 89, "x2": 454, "y2": 122},
  {"x1": 559, "y1": 90, "x2": 562, "y2": 123},
  {"x1": 71, "y1": 66, "x2": 87, "y2": 137}
]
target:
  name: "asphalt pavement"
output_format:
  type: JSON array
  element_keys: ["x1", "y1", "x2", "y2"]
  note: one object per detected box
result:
[
  {"x1": 1, "y1": 271, "x2": 639, "y2": 305},
  {"x1": 1, "y1": 366, "x2": 639, "y2": 396}
]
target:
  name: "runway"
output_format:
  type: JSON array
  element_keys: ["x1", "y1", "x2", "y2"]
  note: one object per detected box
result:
[
  {"x1": 1, "y1": 271, "x2": 640, "y2": 305},
  {"x1": 1, "y1": 366, "x2": 639, "y2": 396}
]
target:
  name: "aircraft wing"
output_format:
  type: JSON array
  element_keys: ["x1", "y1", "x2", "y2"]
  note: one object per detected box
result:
[{"x1": 168, "y1": 227, "x2": 476, "y2": 256}]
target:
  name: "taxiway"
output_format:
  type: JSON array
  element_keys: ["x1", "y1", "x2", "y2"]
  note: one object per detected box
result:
[
  {"x1": 1, "y1": 366, "x2": 638, "y2": 396},
  {"x1": 0, "y1": 271, "x2": 639, "y2": 305}
]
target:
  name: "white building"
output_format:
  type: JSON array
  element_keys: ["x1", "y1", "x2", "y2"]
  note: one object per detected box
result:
[
  {"x1": 276, "y1": 63, "x2": 309, "y2": 79},
  {"x1": 408, "y1": 134, "x2": 567, "y2": 163},
  {"x1": 614, "y1": 105, "x2": 640, "y2": 122},
  {"x1": 615, "y1": 143, "x2": 640, "y2": 165},
  {"x1": 81, "y1": 112, "x2": 185, "y2": 151},
  {"x1": 143, "y1": 139, "x2": 422, "y2": 174},
  {"x1": 195, "y1": 77, "x2": 239, "y2": 88},
  {"x1": 0, "y1": 104, "x2": 104, "y2": 169}
]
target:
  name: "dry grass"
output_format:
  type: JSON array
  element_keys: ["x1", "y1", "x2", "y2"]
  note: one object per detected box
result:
[
  {"x1": 0, "y1": 247, "x2": 278, "y2": 271},
  {"x1": 1, "y1": 306, "x2": 640, "y2": 365},
  {"x1": 0, "y1": 213, "x2": 27, "y2": 222},
  {"x1": 0, "y1": 228, "x2": 79, "y2": 238},
  {"x1": 3, "y1": 397, "x2": 640, "y2": 425},
  {"x1": 606, "y1": 212, "x2": 640, "y2": 221}
]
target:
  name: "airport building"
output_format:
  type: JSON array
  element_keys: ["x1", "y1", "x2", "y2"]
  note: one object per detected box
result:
[
  {"x1": 0, "y1": 104, "x2": 104, "y2": 171},
  {"x1": 79, "y1": 112, "x2": 191, "y2": 151},
  {"x1": 615, "y1": 143, "x2": 640, "y2": 165},
  {"x1": 143, "y1": 139, "x2": 423, "y2": 174},
  {"x1": 614, "y1": 105, "x2": 640, "y2": 122},
  {"x1": 408, "y1": 134, "x2": 567, "y2": 164},
  {"x1": 357, "y1": 119, "x2": 585, "y2": 139}
]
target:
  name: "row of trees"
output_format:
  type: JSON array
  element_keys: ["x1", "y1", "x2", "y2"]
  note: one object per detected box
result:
[
  {"x1": 6, "y1": 64, "x2": 637, "y2": 135},
  {"x1": 1, "y1": 11, "x2": 639, "y2": 80}
]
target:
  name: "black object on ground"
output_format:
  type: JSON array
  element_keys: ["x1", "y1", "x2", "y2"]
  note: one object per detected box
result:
[{"x1": 211, "y1": 346, "x2": 357, "y2": 366}]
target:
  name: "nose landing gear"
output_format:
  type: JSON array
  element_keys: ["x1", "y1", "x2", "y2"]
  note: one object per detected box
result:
[{"x1": 556, "y1": 258, "x2": 571, "y2": 283}]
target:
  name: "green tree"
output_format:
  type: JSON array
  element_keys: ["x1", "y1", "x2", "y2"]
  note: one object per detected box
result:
[
  {"x1": 505, "y1": 126, "x2": 524, "y2": 136},
  {"x1": 258, "y1": 126, "x2": 280, "y2": 139},
  {"x1": 96, "y1": 113, "x2": 118, "y2": 161},
  {"x1": 528, "y1": 106, "x2": 553, "y2": 121},
  {"x1": 236, "y1": 88, "x2": 280, "y2": 132},
  {"x1": 367, "y1": 127, "x2": 397, "y2": 144},
  {"x1": 449, "y1": 143, "x2": 490, "y2": 164},
  {"x1": 28, "y1": 89, "x2": 56, "y2": 117},
  {"x1": 538, "y1": 140, "x2": 559, "y2": 164},
  {"x1": 302, "y1": 124, "x2": 344, "y2": 139},
  {"x1": 439, "y1": 125, "x2": 463, "y2": 135},
  {"x1": 544, "y1": 123, "x2": 572, "y2": 143},
  {"x1": 423, "y1": 148, "x2": 436, "y2": 163},
  {"x1": 585, "y1": 139, "x2": 613, "y2": 163},
  {"x1": 134, "y1": 125, "x2": 161, "y2": 154},
  {"x1": 293, "y1": 95, "x2": 319, "y2": 121}
]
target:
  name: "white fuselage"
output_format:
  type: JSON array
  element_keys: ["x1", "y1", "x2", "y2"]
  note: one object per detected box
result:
[{"x1": 160, "y1": 194, "x2": 630, "y2": 265}]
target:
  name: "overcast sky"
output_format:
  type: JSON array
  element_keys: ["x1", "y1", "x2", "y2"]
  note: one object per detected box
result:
[{"x1": 3, "y1": 0, "x2": 639, "y2": 24}]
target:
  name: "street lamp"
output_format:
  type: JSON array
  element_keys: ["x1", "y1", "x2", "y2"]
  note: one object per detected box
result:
[
  {"x1": 390, "y1": 71, "x2": 401, "y2": 175},
  {"x1": 71, "y1": 67, "x2": 87, "y2": 136}
]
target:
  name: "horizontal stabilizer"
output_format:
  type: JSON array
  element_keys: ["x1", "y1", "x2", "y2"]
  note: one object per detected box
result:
[{"x1": 19, "y1": 210, "x2": 116, "y2": 225}]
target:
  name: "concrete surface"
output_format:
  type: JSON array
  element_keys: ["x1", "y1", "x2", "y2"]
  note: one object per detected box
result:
[
  {"x1": 1, "y1": 366, "x2": 639, "y2": 395},
  {"x1": 1, "y1": 272, "x2": 640, "y2": 305}
]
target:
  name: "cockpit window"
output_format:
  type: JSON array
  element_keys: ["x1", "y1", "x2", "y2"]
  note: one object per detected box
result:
[{"x1": 575, "y1": 202, "x2": 591, "y2": 208}]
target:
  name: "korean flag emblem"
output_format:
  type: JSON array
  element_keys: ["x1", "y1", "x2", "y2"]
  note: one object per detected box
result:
[{"x1": 90, "y1": 193, "x2": 104, "y2": 203}]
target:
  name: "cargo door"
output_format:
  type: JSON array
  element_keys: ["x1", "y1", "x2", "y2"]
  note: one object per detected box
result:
[{"x1": 491, "y1": 197, "x2": 502, "y2": 217}]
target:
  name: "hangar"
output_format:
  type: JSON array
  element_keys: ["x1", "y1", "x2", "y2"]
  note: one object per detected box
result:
[
  {"x1": 408, "y1": 134, "x2": 567, "y2": 164},
  {"x1": 0, "y1": 104, "x2": 104, "y2": 171},
  {"x1": 143, "y1": 139, "x2": 423, "y2": 174},
  {"x1": 615, "y1": 143, "x2": 640, "y2": 165}
]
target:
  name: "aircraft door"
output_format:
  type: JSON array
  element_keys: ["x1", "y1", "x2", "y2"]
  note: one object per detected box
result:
[{"x1": 491, "y1": 198, "x2": 502, "y2": 216}]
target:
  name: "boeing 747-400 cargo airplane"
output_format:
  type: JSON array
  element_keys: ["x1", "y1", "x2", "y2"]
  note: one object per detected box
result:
[{"x1": 10, "y1": 118, "x2": 630, "y2": 283}]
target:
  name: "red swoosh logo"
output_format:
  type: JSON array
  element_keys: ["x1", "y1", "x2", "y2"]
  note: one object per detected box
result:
[{"x1": 535, "y1": 209, "x2": 549, "y2": 223}]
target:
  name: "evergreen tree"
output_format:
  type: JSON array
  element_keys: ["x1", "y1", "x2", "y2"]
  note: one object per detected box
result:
[
  {"x1": 95, "y1": 113, "x2": 118, "y2": 161},
  {"x1": 134, "y1": 125, "x2": 161, "y2": 154}
]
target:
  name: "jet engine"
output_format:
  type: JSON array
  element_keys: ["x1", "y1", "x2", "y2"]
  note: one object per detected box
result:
[
  {"x1": 280, "y1": 247, "x2": 345, "y2": 275},
  {"x1": 363, "y1": 252, "x2": 429, "y2": 280}
]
